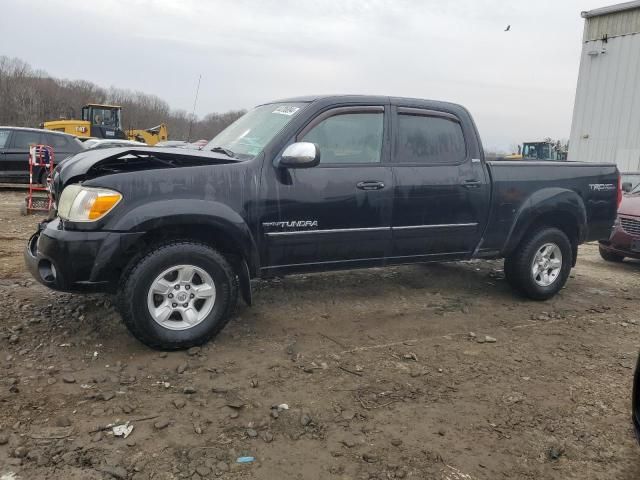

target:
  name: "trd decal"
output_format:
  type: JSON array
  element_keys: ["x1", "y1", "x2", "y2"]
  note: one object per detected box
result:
[{"x1": 589, "y1": 183, "x2": 616, "y2": 192}]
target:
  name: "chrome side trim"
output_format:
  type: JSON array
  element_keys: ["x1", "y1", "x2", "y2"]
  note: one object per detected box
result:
[
  {"x1": 265, "y1": 226, "x2": 390, "y2": 237},
  {"x1": 265, "y1": 223, "x2": 478, "y2": 237},
  {"x1": 392, "y1": 223, "x2": 478, "y2": 230}
]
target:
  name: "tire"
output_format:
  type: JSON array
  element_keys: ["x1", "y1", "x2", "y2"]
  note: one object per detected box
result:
[
  {"x1": 504, "y1": 227, "x2": 572, "y2": 301},
  {"x1": 599, "y1": 245, "x2": 624, "y2": 263},
  {"x1": 116, "y1": 242, "x2": 238, "y2": 350}
]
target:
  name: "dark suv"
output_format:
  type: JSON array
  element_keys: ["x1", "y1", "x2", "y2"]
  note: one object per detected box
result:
[{"x1": 0, "y1": 127, "x2": 84, "y2": 184}]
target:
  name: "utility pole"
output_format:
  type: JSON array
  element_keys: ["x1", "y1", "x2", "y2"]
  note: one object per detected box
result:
[{"x1": 187, "y1": 74, "x2": 202, "y2": 142}]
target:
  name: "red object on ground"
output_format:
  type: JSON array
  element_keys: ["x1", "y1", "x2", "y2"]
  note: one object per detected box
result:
[{"x1": 26, "y1": 144, "x2": 55, "y2": 213}]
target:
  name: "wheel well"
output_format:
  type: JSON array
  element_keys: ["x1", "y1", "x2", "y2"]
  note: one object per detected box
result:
[
  {"x1": 526, "y1": 211, "x2": 579, "y2": 244},
  {"x1": 140, "y1": 224, "x2": 243, "y2": 257},
  {"x1": 112, "y1": 223, "x2": 246, "y2": 288},
  {"x1": 515, "y1": 211, "x2": 580, "y2": 265}
]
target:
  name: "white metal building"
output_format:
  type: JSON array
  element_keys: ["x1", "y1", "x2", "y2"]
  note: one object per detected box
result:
[{"x1": 568, "y1": 1, "x2": 640, "y2": 174}]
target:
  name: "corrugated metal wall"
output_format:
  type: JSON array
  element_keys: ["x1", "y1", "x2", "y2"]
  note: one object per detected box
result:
[
  {"x1": 584, "y1": 9, "x2": 640, "y2": 40},
  {"x1": 568, "y1": 10, "x2": 640, "y2": 172}
]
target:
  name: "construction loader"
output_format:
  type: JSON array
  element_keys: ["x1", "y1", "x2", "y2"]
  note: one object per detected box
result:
[{"x1": 43, "y1": 104, "x2": 168, "y2": 146}]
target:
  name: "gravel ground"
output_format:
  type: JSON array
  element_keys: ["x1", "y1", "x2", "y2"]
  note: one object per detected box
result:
[{"x1": 1, "y1": 189, "x2": 639, "y2": 480}]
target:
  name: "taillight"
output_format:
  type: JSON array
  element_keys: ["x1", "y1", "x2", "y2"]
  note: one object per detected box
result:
[{"x1": 617, "y1": 175, "x2": 623, "y2": 209}]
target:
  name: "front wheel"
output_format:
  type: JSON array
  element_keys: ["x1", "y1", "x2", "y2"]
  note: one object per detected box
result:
[
  {"x1": 505, "y1": 227, "x2": 572, "y2": 300},
  {"x1": 116, "y1": 242, "x2": 238, "y2": 350}
]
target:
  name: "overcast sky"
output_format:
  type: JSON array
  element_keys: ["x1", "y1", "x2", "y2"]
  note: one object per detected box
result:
[{"x1": 2, "y1": 0, "x2": 615, "y2": 150}]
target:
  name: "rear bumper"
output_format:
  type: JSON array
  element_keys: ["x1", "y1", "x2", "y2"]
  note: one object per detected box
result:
[{"x1": 24, "y1": 218, "x2": 143, "y2": 292}]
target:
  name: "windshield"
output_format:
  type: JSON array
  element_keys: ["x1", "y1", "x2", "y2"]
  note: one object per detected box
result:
[
  {"x1": 205, "y1": 102, "x2": 306, "y2": 159},
  {"x1": 88, "y1": 107, "x2": 121, "y2": 128},
  {"x1": 623, "y1": 174, "x2": 640, "y2": 194},
  {"x1": 523, "y1": 143, "x2": 557, "y2": 160}
]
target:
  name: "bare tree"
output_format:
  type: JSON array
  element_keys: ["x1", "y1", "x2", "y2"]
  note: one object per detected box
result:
[{"x1": 0, "y1": 56, "x2": 244, "y2": 140}]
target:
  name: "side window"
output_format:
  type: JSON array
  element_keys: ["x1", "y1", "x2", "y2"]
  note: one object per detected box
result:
[
  {"x1": 0, "y1": 130, "x2": 10, "y2": 149},
  {"x1": 12, "y1": 131, "x2": 42, "y2": 149},
  {"x1": 69, "y1": 137, "x2": 85, "y2": 152},
  {"x1": 396, "y1": 114, "x2": 466, "y2": 164},
  {"x1": 46, "y1": 134, "x2": 69, "y2": 149},
  {"x1": 301, "y1": 112, "x2": 383, "y2": 164}
]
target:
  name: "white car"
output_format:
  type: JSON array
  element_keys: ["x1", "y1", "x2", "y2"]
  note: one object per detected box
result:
[{"x1": 84, "y1": 139, "x2": 147, "y2": 149}]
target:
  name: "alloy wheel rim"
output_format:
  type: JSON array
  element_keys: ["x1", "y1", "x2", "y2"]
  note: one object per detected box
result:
[{"x1": 531, "y1": 243, "x2": 562, "y2": 287}]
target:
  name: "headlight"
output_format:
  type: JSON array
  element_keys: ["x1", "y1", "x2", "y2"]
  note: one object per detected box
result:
[{"x1": 58, "y1": 185, "x2": 122, "y2": 222}]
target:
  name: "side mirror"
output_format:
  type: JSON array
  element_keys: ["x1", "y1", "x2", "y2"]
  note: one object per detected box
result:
[
  {"x1": 622, "y1": 182, "x2": 633, "y2": 193},
  {"x1": 277, "y1": 142, "x2": 320, "y2": 169}
]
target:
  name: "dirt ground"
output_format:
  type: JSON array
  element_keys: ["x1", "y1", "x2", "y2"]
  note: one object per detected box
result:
[{"x1": 1, "y1": 189, "x2": 639, "y2": 480}]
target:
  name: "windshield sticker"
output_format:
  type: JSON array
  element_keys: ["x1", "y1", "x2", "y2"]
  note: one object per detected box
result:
[{"x1": 272, "y1": 106, "x2": 300, "y2": 116}]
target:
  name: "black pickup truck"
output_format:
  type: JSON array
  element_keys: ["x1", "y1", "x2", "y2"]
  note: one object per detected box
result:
[{"x1": 25, "y1": 95, "x2": 620, "y2": 349}]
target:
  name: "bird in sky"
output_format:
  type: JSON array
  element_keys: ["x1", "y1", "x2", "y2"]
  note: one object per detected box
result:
[{"x1": 505, "y1": 25, "x2": 511, "y2": 31}]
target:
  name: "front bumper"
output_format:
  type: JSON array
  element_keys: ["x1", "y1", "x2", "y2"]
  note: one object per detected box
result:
[
  {"x1": 599, "y1": 221, "x2": 640, "y2": 260},
  {"x1": 24, "y1": 218, "x2": 143, "y2": 293}
]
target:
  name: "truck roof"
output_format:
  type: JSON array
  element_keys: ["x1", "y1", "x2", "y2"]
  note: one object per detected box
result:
[{"x1": 267, "y1": 94, "x2": 467, "y2": 112}]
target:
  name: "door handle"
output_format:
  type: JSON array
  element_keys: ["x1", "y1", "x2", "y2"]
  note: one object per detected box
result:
[
  {"x1": 357, "y1": 181, "x2": 385, "y2": 190},
  {"x1": 462, "y1": 179, "x2": 481, "y2": 189}
]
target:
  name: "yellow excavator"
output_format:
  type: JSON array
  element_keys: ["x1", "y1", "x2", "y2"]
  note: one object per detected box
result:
[
  {"x1": 127, "y1": 124, "x2": 168, "y2": 145},
  {"x1": 505, "y1": 141, "x2": 567, "y2": 161},
  {"x1": 43, "y1": 104, "x2": 168, "y2": 146}
]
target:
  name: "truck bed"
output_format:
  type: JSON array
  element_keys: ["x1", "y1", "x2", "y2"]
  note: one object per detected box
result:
[{"x1": 477, "y1": 161, "x2": 619, "y2": 256}]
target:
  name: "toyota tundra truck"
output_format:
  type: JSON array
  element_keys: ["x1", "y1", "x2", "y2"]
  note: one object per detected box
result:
[{"x1": 24, "y1": 95, "x2": 620, "y2": 349}]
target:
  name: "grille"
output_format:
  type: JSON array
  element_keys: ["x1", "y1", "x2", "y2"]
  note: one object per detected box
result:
[{"x1": 621, "y1": 217, "x2": 640, "y2": 237}]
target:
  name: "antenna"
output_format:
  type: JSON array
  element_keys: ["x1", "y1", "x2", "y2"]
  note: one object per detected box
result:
[{"x1": 187, "y1": 74, "x2": 202, "y2": 142}]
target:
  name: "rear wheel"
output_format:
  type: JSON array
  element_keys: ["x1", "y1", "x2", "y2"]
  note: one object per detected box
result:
[
  {"x1": 116, "y1": 242, "x2": 238, "y2": 350},
  {"x1": 505, "y1": 227, "x2": 572, "y2": 300},
  {"x1": 599, "y1": 245, "x2": 624, "y2": 263}
]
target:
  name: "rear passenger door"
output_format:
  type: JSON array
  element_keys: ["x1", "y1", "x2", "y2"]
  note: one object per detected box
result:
[
  {"x1": 0, "y1": 129, "x2": 12, "y2": 179},
  {"x1": 5, "y1": 130, "x2": 42, "y2": 180},
  {"x1": 390, "y1": 106, "x2": 489, "y2": 259}
]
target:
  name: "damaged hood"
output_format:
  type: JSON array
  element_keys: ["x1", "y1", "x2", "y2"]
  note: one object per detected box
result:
[{"x1": 54, "y1": 146, "x2": 238, "y2": 191}]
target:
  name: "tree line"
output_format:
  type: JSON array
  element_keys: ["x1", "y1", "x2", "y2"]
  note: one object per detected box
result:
[{"x1": 0, "y1": 56, "x2": 244, "y2": 141}]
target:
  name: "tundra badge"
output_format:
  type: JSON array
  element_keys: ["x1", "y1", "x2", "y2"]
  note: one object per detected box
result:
[{"x1": 262, "y1": 220, "x2": 318, "y2": 229}]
